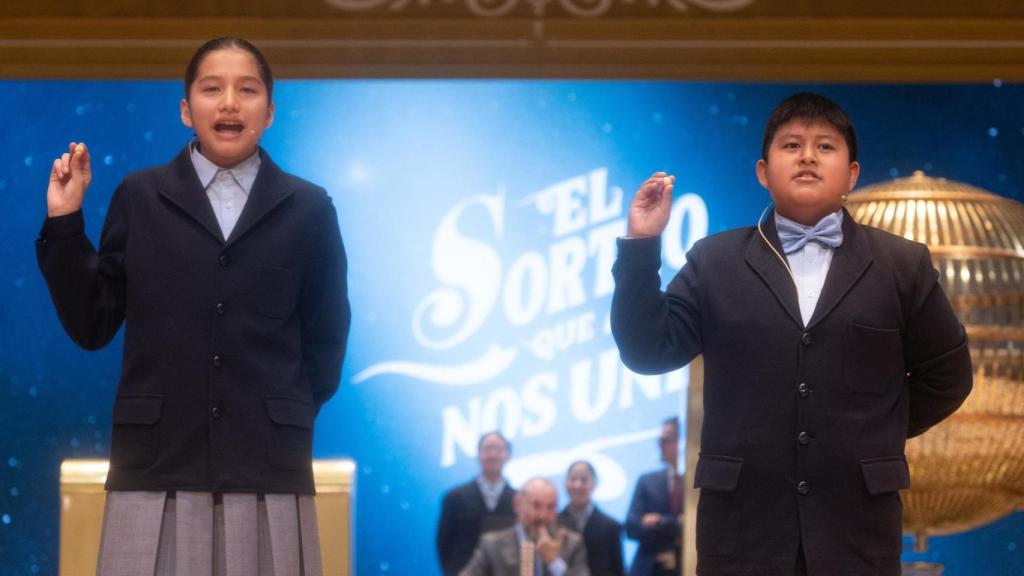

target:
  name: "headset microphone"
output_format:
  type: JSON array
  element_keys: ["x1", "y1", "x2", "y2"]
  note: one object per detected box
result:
[{"x1": 756, "y1": 203, "x2": 797, "y2": 282}]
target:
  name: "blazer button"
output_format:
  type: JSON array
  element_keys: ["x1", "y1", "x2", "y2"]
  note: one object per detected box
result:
[
  {"x1": 798, "y1": 431, "x2": 811, "y2": 445},
  {"x1": 212, "y1": 354, "x2": 224, "y2": 368},
  {"x1": 798, "y1": 382, "x2": 810, "y2": 397},
  {"x1": 211, "y1": 406, "x2": 223, "y2": 419},
  {"x1": 797, "y1": 481, "x2": 810, "y2": 495},
  {"x1": 801, "y1": 332, "x2": 811, "y2": 346},
  {"x1": 215, "y1": 302, "x2": 226, "y2": 316},
  {"x1": 219, "y1": 255, "x2": 230, "y2": 267}
]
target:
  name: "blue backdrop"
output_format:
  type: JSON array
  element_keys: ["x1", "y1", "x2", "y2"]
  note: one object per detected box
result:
[{"x1": 0, "y1": 81, "x2": 1021, "y2": 575}]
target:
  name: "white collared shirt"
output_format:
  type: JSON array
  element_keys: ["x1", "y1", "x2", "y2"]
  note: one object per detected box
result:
[
  {"x1": 190, "y1": 143, "x2": 261, "y2": 240},
  {"x1": 476, "y1": 475, "x2": 507, "y2": 512},
  {"x1": 566, "y1": 503, "x2": 593, "y2": 532},
  {"x1": 774, "y1": 211, "x2": 837, "y2": 326}
]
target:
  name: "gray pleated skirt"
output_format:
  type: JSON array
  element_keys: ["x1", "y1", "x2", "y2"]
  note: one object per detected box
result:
[{"x1": 96, "y1": 491, "x2": 323, "y2": 576}]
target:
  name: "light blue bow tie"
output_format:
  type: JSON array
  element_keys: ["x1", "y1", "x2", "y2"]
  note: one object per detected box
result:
[{"x1": 775, "y1": 211, "x2": 844, "y2": 254}]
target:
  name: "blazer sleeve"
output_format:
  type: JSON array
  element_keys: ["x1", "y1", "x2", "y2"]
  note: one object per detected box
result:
[
  {"x1": 608, "y1": 518, "x2": 625, "y2": 576},
  {"x1": 437, "y1": 490, "x2": 458, "y2": 575},
  {"x1": 35, "y1": 184, "x2": 130, "y2": 350},
  {"x1": 299, "y1": 194, "x2": 351, "y2": 410},
  {"x1": 456, "y1": 540, "x2": 491, "y2": 576},
  {"x1": 611, "y1": 236, "x2": 702, "y2": 375},
  {"x1": 902, "y1": 245, "x2": 973, "y2": 437}
]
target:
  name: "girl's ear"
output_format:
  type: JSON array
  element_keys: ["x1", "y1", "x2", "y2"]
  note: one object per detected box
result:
[
  {"x1": 180, "y1": 98, "x2": 193, "y2": 128},
  {"x1": 264, "y1": 102, "x2": 275, "y2": 130}
]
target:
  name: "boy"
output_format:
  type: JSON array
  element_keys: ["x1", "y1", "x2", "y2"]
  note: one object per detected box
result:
[{"x1": 611, "y1": 93, "x2": 972, "y2": 575}]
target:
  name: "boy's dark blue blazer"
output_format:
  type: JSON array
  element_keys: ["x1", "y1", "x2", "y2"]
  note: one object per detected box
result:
[
  {"x1": 611, "y1": 210, "x2": 973, "y2": 576},
  {"x1": 37, "y1": 145, "x2": 350, "y2": 495}
]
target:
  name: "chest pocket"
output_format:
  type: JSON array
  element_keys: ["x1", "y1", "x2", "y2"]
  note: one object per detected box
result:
[
  {"x1": 843, "y1": 322, "x2": 905, "y2": 395},
  {"x1": 239, "y1": 263, "x2": 298, "y2": 319}
]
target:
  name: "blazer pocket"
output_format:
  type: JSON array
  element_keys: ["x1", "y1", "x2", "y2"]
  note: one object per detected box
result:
[
  {"x1": 843, "y1": 322, "x2": 904, "y2": 396},
  {"x1": 110, "y1": 395, "x2": 163, "y2": 470},
  {"x1": 266, "y1": 396, "x2": 315, "y2": 471},
  {"x1": 857, "y1": 456, "x2": 908, "y2": 556},
  {"x1": 694, "y1": 454, "x2": 743, "y2": 492},
  {"x1": 240, "y1": 264, "x2": 298, "y2": 319},
  {"x1": 694, "y1": 454, "x2": 743, "y2": 557},
  {"x1": 861, "y1": 456, "x2": 910, "y2": 495}
]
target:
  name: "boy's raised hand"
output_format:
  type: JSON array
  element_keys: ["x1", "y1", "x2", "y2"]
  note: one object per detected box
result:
[
  {"x1": 47, "y1": 141, "x2": 92, "y2": 217},
  {"x1": 627, "y1": 171, "x2": 674, "y2": 238}
]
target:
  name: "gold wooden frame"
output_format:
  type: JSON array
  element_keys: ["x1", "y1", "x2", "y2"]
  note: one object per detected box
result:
[{"x1": 1, "y1": 16, "x2": 1023, "y2": 80}]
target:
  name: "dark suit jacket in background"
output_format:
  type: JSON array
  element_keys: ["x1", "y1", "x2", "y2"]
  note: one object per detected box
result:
[
  {"x1": 559, "y1": 505, "x2": 624, "y2": 576},
  {"x1": 624, "y1": 470, "x2": 679, "y2": 576},
  {"x1": 437, "y1": 479, "x2": 517, "y2": 576},
  {"x1": 611, "y1": 210, "x2": 973, "y2": 575},
  {"x1": 36, "y1": 146, "x2": 350, "y2": 495},
  {"x1": 458, "y1": 525, "x2": 590, "y2": 576}
]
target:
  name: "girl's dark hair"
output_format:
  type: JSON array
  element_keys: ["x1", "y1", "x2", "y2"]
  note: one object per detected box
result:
[
  {"x1": 184, "y1": 37, "x2": 274, "y2": 102},
  {"x1": 761, "y1": 92, "x2": 857, "y2": 162},
  {"x1": 567, "y1": 460, "x2": 597, "y2": 482}
]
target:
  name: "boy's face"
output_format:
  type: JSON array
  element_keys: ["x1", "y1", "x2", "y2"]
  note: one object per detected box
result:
[
  {"x1": 180, "y1": 48, "x2": 274, "y2": 168},
  {"x1": 756, "y1": 120, "x2": 860, "y2": 226}
]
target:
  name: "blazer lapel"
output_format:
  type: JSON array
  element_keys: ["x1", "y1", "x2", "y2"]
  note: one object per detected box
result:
[
  {"x1": 224, "y1": 148, "x2": 293, "y2": 247},
  {"x1": 806, "y1": 208, "x2": 873, "y2": 329},
  {"x1": 500, "y1": 529, "x2": 521, "y2": 574},
  {"x1": 745, "y1": 213, "x2": 804, "y2": 328},
  {"x1": 157, "y1": 146, "x2": 225, "y2": 243}
]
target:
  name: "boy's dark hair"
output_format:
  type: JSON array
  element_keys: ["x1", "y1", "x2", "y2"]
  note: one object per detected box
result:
[
  {"x1": 184, "y1": 37, "x2": 274, "y2": 102},
  {"x1": 761, "y1": 92, "x2": 857, "y2": 163}
]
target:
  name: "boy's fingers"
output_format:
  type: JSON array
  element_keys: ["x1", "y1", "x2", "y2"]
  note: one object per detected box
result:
[
  {"x1": 50, "y1": 159, "x2": 64, "y2": 182},
  {"x1": 71, "y1": 145, "x2": 90, "y2": 177}
]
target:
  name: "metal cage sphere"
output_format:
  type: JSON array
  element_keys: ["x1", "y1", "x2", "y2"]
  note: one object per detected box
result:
[{"x1": 846, "y1": 171, "x2": 1024, "y2": 549}]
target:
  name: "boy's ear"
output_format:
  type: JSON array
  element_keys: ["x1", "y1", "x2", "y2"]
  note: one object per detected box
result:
[
  {"x1": 847, "y1": 161, "x2": 861, "y2": 191},
  {"x1": 755, "y1": 159, "x2": 769, "y2": 189},
  {"x1": 180, "y1": 98, "x2": 193, "y2": 129}
]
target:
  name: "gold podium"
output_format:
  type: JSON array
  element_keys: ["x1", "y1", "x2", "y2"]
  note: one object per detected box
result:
[{"x1": 59, "y1": 459, "x2": 355, "y2": 576}]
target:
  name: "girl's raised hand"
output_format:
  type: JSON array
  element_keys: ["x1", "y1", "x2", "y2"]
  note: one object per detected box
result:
[{"x1": 47, "y1": 141, "x2": 92, "y2": 217}]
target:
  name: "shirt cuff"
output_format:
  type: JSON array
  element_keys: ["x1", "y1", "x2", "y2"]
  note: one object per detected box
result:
[
  {"x1": 38, "y1": 210, "x2": 85, "y2": 242},
  {"x1": 547, "y1": 557, "x2": 567, "y2": 576}
]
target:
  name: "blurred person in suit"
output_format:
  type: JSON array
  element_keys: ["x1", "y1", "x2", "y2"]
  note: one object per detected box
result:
[
  {"x1": 625, "y1": 417, "x2": 682, "y2": 576},
  {"x1": 460, "y1": 477, "x2": 589, "y2": 576},
  {"x1": 437, "y1": 431, "x2": 518, "y2": 576},
  {"x1": 559, "y1": 460, "x2": 624, "y2": 576}
]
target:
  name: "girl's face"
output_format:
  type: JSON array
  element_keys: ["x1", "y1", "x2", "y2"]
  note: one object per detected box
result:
[
  {"x1": 566, "y1": 463, "x2": 594, "y2": 509},
  {"x1": 180, "y1": 48, "x2": 274, "y2": 168}
]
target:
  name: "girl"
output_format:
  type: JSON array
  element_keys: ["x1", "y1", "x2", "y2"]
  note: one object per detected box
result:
[{"x1": 38, "y1": 37, "x2": 350, "y2": 576}]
